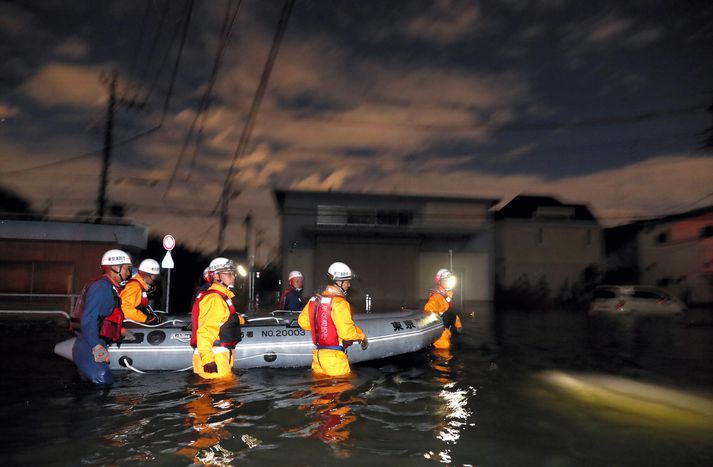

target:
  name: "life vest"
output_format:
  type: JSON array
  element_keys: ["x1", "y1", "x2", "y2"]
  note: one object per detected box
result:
[
  {"x1": 277, "y1": 287, "x2": 292, "y2": 310},
  {"x1": 428, "y1": 289, "x2": 454, "y2": 310},
  {"x1": 70, "y1": 276, "x2": 124, "y2": 343},
  {"x1": 190, "y1": 289, "x2": 242, "y2": 349},
  {"x1": 308, "y1": 295, "x2": 347, "y2": 351},
  {"x1": 428, "y1": 289, "x2": 457, "y2": 330}
]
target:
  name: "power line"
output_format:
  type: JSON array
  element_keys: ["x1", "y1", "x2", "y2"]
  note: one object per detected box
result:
[
  {"x1": 163, "y1": 0, "x2": 242, "y2": 200},
  {"x1": 216, "y1": 0, "x2": 295, "y2": 253},
  {"x1": 141, "y1": 2, "x2": 184, "y2": 105},
  {"x1": 122, "y1": 1, "x2": 151, "y2": 99},
  {"x1": 131, "y1": 0, "x2": 171, "y2": 103},
  {"x1": 156, "y1": 0, "x2": 194, "y2": 127},
  {"x1": 1, "y1": 0, "x2": 194, "y2": 178},
  {"x1": 0, "y1": 126, "x2": 161, "y2": 176}
]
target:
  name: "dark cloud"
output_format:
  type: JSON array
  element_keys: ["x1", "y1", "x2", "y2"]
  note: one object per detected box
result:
[{"x1": 0, "y1": 0, "x2": 711, "y2": 254}]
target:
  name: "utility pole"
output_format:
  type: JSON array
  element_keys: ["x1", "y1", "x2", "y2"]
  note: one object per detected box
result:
[
  {"x1": 215, "y1": 0, "x2": 294, "y2": 252},
  {"x1": 97, "y1": 71, "x2": 117, "y2": 222},
  {"x1": 96, "y1": 71, "x2": 145, "y2": 223}
]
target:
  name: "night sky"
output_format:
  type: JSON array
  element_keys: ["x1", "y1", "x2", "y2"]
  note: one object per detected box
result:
[{"x1": 1, "y1": 0, "x2": 712, "y2": 257}]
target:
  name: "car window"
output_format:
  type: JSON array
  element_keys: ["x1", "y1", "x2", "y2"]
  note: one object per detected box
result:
[
  {"x1": 593, "y1": 289, "x2": 617, "y2": 299},
  {"x1": 632, "y1": 290, "x2": 664, "y2": 300}
]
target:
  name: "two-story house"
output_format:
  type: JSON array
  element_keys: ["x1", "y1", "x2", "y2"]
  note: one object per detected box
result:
[
  {"x1": 275, "y1": 190, "x2": 498, "y2": 311},
  {"x1": 494, "y1": 195, "x2": 603, "y2": 293}
]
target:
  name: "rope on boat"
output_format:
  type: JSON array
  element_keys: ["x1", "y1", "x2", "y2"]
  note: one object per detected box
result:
[
  {"x1": 119, "y1": 355, "x2": 192, "y2": 374},
  {"x1": 121, "y1": 358, "x2": 147, "y2": 374},
  {"x1": 123, "y1": 319, "x2": 186, "y2": 328}
]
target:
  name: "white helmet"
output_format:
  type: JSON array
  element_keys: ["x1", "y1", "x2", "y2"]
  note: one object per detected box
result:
[
  {"x1": 435, "y1": 268, "x2": 451, "y2": 283},
  {"x1": 288, "y1": 270, "x2": 303, "y2": 281},
  {"x1": 208, "y1": 257, "x2": 235, "y2": 273},
  {"x1": 101, "y1": 249, "x2": 132, "y2": 266},
  {"x1": 436, "y1": 268, "x2": 456, "y2": 290},
  {"x1": 138, "y1": 259, "x2": 160, "y2": 275},
  {"x1": 327, "y1": 262, "x2": 354, "y2": 281}
]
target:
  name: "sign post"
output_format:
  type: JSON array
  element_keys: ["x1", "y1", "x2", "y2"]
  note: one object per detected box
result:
[{"x1": 161, "y1": 235, "x2": 176, "y2": 314}]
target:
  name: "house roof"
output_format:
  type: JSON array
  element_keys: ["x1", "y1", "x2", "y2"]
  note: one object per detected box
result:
[
  {"x1": 494, "y1": 195, "x2": 597, "y2": 221},
  {"x1": 0, "y1": 219, "x2": 148, "y2": 249},
  {"x1": 639, "y1": 204, "x2": 713, "y2": 226},
  {"x1": 274, "y1": 189, "x2": 499, "y2": 210}
]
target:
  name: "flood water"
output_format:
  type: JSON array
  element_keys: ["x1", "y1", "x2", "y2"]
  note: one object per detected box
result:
[{"x1": 2, "y1": 306, "x2": 712, "y2": 466}]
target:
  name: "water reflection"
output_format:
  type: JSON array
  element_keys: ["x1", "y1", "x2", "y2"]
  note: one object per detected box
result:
[
  {"x1": 425, "y1": 347, "x2": 477, "y2": 463},
  {"x1": 289, "y1": 376, "x2": 363, "y2": 458},
  {"x1": 102, "y1": 393, "x2": 154, "y2": 461},
  {"x1": 538, "y1": 370, "x2": 713, "y2": 432},
  {"x1": 178, "y1": 379, "x2": 242, "y2": 465}
]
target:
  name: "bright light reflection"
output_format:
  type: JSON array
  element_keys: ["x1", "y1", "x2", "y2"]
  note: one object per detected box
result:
[
  {"x1": 237, "y1": 265, "x2": 247, "y2": 277},
  {"x1": 538, "y1": 371, "x2": 713, "y2": 429},
  {"x1": 436, "y1": 386, "x2": 476, "y2": 443},
  {"x1": 445, "y1": 275, "x2": 457, "y2": 290}
]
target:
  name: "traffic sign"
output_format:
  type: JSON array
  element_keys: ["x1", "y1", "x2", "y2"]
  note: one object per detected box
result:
[
  {"x1": 161, "y1": 251, "x2": 175, "y2": 269},
  {"x1": 162, "y1": 234, "x2": 175, "y2": 251}
]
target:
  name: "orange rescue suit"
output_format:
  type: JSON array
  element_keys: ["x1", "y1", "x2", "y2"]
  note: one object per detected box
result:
[
  {"x1": 120, "y1": 274, "x2": 151, "y2": 323},
  {"x1": 298, "y1": 285, "x2": 365, "y2": 377},
  {"x1": 424, "y1": 289, "x2": 462, "y2": 349},
  {"x1": 192, "y1": 283, "x2": 245, "y2": 379}
]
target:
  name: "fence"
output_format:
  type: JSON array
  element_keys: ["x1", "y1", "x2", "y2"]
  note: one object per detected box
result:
[{"x1": 0, "y1": 293, "x2": 79, "y2": 320}]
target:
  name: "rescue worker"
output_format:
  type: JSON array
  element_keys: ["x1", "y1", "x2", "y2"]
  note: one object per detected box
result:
[
  {"x1": 70, "y1": 249, "x2": 132, "y2": 385},
  {"x1": 278, "y1": 270, "x2": 304, "y2": 311},
  {"x1": 120, "y1": 258, "x2": 162, "y2": 324},
  {"x1": 298, "y1": 262, "x2": 368, "y2": 377},
  {"x1": 190, "y1": 257, "x2": 245, "y2": 379},
  {"x1": 423, "y1": 268, "x2": 462, "y2": 349}
]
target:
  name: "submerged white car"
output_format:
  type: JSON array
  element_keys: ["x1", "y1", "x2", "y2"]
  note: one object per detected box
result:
[{"x1": 589, "y1": 285, "x2": 687, "y2": 316}]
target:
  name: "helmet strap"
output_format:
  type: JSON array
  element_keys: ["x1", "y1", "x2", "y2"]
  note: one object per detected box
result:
[
  {"x1": 335, "y1": 280, "x2": 347, "y2": 296},
  {"x1": 110, "y1": 266, "x2": 129, "y2": 283}
]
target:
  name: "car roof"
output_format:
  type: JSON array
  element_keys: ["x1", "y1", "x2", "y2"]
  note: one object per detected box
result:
[{"x1": 594, "y1": 285, "x2": 665, "y2": 294}]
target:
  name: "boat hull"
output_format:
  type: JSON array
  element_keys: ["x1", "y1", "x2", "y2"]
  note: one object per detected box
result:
[{"x1": 54, "y1": 310, "x2": 443, "y2": 371}]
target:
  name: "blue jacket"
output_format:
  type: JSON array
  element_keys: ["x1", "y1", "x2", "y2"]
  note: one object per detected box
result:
[
  {"x1": 279, "y1": 287, "x2": 303, "y2": 311},
  {"x1": 80, "y1": 277, "x2": 119, "y2": 348}
]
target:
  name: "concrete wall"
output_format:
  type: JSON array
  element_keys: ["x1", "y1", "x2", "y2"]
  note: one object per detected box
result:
[{"x1": 495, "y1": 220, "x2": 603, "y2": 289}]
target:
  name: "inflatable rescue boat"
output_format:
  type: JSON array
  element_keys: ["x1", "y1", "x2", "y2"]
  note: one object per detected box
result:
[{"x1": 54, "y1": 309, "x2": 443, "y2": 372}]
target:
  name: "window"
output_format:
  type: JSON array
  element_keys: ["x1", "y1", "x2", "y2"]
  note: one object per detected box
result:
[
  {"x1": 317, "y1": 205, "x2": 347, "y2": 225},
  {"x1": 397, "y1": 210, "x2": 414, "y2": 226},
  {"x1": 346, "y1": 209, "x2": 375, "y2": 225},
  {"x1": 655, "y1": 231, "x2": 669, "y2": 244},
  {"x1": 632, "y1": 290, "x2": 665, "y2": 300},
  {"x1": 593, "y1": 288, "x2": 617, "y2": 299},
  {"x1": 318, "y1": 206, "x2": 413, "y2": 227}
]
